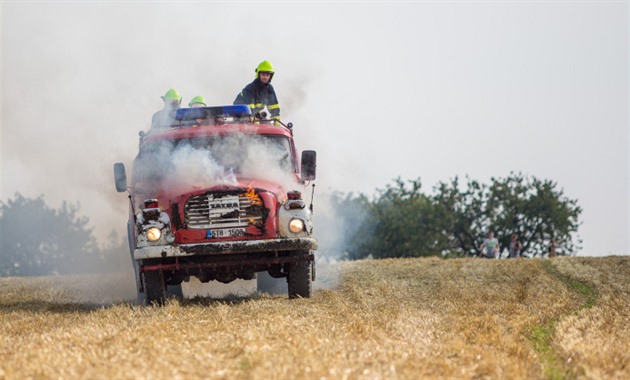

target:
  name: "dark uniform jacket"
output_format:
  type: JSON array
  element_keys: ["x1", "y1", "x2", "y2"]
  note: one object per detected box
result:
[{"x1": 234, "y1": 78, "x2": 280, "y2": 119}]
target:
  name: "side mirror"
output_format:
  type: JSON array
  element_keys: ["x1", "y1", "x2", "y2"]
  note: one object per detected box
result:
[
  {"x1": 114, "y1": 163, "x2": 127, "y2": 192},
  {"x1": 301, "y1": 150, "x2": 317, "y2": 181}
]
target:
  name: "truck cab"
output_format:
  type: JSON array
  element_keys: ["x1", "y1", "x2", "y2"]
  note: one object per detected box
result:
[{"x1": 114, "y1": 105, "x2": 317, "y2": 304}]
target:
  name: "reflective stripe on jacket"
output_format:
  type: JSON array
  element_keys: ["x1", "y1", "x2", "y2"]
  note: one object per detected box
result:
[{"x1": 234, "y1": 79, "x2": 280, "y2": 119}]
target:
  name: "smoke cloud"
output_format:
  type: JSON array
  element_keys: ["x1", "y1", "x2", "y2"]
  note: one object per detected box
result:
[
  {"x1": 3, "y1": 2, "x2": 628, "y2": 270},
  {"x1": 170, "y1": 145, "x2": 237, "y2": 188},
  {"x1": 133, "y1": 132, "x2": 298, "y2": 194}
]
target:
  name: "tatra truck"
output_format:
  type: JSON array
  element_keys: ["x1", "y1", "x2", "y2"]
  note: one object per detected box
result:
[{"x1": 114, "y1": 105, "x2": 317, "y2": 304}]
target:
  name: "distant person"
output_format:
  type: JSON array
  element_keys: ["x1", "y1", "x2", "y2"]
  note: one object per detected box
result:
[
  {"x1": 548, "y1": 239, "x2": 557, "y2": 258},
  {"x1": 234, "y1": 60, "x2": 280, "y2": 123},
  {"x1": 479, "y1": 231, "x2": 500, "y2": 259},
  {"x1": 189, "y1": 96, "x2": 206, "y2": 108},
  {"x1": 508, "y1": 234, "x2": 523, "y2": 259},
  {"x1": 151, "y1": 88, "x2": 182, "y2": 129}
]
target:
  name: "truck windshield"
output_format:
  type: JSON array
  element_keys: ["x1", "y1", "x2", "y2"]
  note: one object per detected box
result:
[{"x1": 135, "y1": 134, "x2": 293, "y2": 184}]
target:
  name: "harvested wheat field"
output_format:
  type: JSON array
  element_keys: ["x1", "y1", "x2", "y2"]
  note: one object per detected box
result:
[{"x1": 1, "y1": 256, "x2": 629, "y2": 379}]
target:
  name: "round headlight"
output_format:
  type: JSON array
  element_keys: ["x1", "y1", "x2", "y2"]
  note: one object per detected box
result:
[
  {"x1": 288, "y1": 218, "x2": 305, "y2": 234},
  {"x1": 146, "y1": 227, "x2": 162, "y2": 242}
]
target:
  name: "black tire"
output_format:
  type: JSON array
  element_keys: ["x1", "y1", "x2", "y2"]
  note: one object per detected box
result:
[
  {"x1": 288, "y1": 260, "x2": 312, "y2": 299},
  {"x1": 128, "y1": 222, "x2": 144, "y2": 304},
  {"x1": 142, "y1": 270, "x2": 166, "y2": 305}
]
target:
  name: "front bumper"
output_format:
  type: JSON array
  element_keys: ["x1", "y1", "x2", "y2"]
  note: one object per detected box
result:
[{"x1": 134, "y1": 237, "x2": 318, "y2": 260}]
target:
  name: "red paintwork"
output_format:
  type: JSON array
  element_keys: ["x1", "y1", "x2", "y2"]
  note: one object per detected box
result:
[
  {"x1": 128, "y1": 122, "x2": 302, "y2": 247},
  {"x1": 142, "y1": 123, "x2": 294, "y2": 143}
]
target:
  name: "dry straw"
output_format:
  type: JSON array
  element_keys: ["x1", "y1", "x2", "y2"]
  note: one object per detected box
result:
[{"x1": 1, "y1": 256, "x2": 628, "y2": 379}]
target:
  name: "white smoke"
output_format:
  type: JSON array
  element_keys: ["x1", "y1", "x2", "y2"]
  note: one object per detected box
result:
[
  {"x1": 240, "y1": 136, "x2": 298, "y2": 191},
  {"x1": 135, "y1": 131, "x2": 299, "y2": 194},
  {"x1": 169, "y1": 144, "x2": 237, "y2": 188},
  {"x1": 312, "y1": 191, "x2": 369, "y2": 262}
]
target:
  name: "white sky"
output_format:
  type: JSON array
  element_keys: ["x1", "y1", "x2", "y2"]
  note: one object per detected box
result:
[{"x1": 1, "y1": 1, "x2": 628, "y2": 256}]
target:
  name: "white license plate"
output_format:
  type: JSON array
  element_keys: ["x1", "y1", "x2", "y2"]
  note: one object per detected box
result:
[{"x1": 206, "y1": 228, "x2": 246, "y2": 239}]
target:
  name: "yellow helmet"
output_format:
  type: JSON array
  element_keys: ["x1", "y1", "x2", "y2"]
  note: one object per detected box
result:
[
  {"x1": 188, "y1": 95, "x2": 206, "y2": 107},
  {"x1": 162, "y1": 88, "x2": 182, "y2": 101},
  {"x1": 255, "y1": 60, "x2": 275, "y2": 79}
]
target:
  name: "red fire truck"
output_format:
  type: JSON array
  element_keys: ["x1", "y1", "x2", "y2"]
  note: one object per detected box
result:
[{"x1": 114, "y1": 105, "x2": 317, "y2": 304}]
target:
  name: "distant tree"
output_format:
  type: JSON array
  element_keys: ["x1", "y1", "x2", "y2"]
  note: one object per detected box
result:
[
  {"x1": 433, "y1": 173, "x2": 582, "y2": 257},
  {"x1": 348, "y1": 173, "x2": 582, "y2": 259},
  {"x1": 0, "y1": 193, "x2": 99, "y2": 276},
  {"x1": 348, "y1": 178, "x2": 450, "y2": 259},
  {"x1": 96, "y1": 229, "x2": 131, "y2": 273},
  {"x1": 433, "y1": 176, "x2": 490, "y2": 256},
  {"x1": 486, "y1": 173, "x2": 582, "y2": 257}
]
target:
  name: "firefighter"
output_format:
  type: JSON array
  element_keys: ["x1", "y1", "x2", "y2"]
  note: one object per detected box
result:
[
  {"x1": 188, "y1": 95, "x2": 206, "y2": 108},
  {"x1": 188, "y1": 95, "x2": 207, "y2": 126},
  {"x1": 234, "y1": 60, "x2": 280, "y2": 123},
  {"x1": 151, "y1": 88, "x2": 182, "y2": 129}
]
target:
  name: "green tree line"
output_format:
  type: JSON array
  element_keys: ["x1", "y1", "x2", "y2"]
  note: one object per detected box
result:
[
  {"x1": 0, "y1": 193, "x2": 128, "y2": 276},
  {"x1": 340, "y1": 173, "x2": 581, "y2": 259},
  {"x1": 1, "y1": 172, "x2": 582, "y2": 276}
]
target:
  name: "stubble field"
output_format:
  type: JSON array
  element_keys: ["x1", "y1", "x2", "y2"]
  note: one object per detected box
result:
[{"x1": 1, "y1": 256, "x2": 628, "y2": 379}]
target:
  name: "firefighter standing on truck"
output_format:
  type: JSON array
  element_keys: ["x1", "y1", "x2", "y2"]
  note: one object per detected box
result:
[
  {"x1": 151, "y1": 88, "x2": 182, "y2": 129},
  {"x1": 234, "y1": 60, "x2": 280, "y2": 123},
  {"x1": 188, "y1": 95, "x2": 206, "y2": 108}
]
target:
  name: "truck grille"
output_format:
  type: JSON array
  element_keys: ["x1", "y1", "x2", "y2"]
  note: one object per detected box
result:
[{"x1": 185, "y1": 191, "x2": 264, "y2": 229}]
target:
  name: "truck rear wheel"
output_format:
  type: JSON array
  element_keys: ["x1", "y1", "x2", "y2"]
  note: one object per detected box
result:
[
  {"x1": 288, "y1": 259, "x2": 312, "y2": 299},
  {"x1": 142, "y1": 270, "x2": 166, "y2": 305}
]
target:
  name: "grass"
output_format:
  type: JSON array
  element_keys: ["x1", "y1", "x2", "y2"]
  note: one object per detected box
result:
[
  {"x1": 529, "y1": 325, "x2": 565, "y2": 380},
  {"x1": 524, "y1": 259, "x2": 600, "y2": 380},
  {"x1": 542, "y1": 259, "x2": 598, "y2": 310},
  {"x1": 1, "y1": 256, "x2": 629, "y2": 379}
]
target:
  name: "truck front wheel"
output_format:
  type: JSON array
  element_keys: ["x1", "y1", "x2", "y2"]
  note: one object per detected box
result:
[
  {"x1": 288, "y1": 259, "x2": 312, "y2": 299},
  {"x1": 142, "y1": 270, "x2": 166, "y2": 305}
]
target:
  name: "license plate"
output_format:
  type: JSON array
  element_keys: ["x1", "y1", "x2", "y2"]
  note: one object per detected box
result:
[{"x1": 206, "y1": 228, "x2": 246, "y2": 239}]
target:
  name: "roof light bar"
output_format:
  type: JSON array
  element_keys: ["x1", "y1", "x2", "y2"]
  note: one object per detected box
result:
[{"x1": 175, "y1": 105, "x2": 251, "y2": 121}]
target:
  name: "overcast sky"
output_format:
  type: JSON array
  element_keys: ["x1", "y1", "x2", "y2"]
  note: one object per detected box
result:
[{"x1": 1, "y1": 1, "x2": 628, "y2": 256}]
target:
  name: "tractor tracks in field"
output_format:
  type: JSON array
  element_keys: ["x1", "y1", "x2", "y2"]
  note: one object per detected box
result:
[{"x1": 528, "y1": 260, "x2": 599, "y2": 380}]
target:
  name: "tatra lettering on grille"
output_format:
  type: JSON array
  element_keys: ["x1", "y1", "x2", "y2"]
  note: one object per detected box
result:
[
  {"x1": 210, "y1": 202, "x2": 239, "y2": 209},
  {"x1": 185, "y1": 191, "x2": 264, "y2": 229}
]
